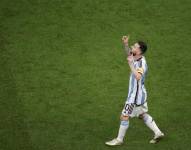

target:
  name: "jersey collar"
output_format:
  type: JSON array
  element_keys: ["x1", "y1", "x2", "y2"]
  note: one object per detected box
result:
[{"x1": 135, "y1": 56, "x2": 142, "y2": 61}]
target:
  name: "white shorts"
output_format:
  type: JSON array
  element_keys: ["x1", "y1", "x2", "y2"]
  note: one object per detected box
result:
[{"x1": 121, "y1": 102, "x2": 148, "y2": 118}]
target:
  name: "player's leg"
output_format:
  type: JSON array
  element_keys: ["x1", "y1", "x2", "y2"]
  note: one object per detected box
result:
[
  {"x1": 117, "y1": 115, "x2": 129, "y2": 142},
  {"x1": 139, "y1": 113, "x2": 162, "y2": 135},
  {"x1": 139, "y1": 113, "x2": 164, "y2": 143},
  {"x1": 105, "y1": 103, "x2": 134, "y2": 146},
  {"x1": 105, "y1": 115, "x2": 129, "y2": 146}
]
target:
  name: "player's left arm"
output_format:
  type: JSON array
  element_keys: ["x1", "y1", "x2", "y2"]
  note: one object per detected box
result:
[{"x1": 127, "y1": 55, "x2": 143, "y2": 80}]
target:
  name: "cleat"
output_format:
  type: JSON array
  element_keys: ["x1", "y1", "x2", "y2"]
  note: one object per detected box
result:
[
  {"x1": 150, "y1": 132, "x2": 164, "y2": 144},
  {"x1": 105, "y1": 138, "x2": 123, "y2": 146}
]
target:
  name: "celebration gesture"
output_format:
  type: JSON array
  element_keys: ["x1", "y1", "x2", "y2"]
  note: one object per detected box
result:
[{"x1": 122, "y1": 35, "x2": 130, "y2": 45}]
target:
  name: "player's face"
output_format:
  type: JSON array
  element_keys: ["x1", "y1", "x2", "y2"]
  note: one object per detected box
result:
[{"x1": 131, "y1": 43, "x2": 141, "y2": 56}]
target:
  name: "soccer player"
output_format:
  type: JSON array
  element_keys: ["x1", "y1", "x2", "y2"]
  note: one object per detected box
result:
[{"x1": 105, "y1": 36, "x2": 164, "y2": 146}]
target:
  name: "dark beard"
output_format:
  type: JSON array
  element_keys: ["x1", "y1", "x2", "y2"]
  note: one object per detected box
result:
[{"x1": 129, "y1": 50, "x2": 136, "y2": 56}]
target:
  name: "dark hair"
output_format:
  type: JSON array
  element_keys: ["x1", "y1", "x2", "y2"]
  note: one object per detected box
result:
[{"x1": 138, "y1": 41, "x2": 147, "y2": 54}]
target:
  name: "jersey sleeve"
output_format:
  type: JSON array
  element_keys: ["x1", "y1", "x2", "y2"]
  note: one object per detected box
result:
[{"x1": 136, "y1": 59, "x2": 147, "y2": 75}]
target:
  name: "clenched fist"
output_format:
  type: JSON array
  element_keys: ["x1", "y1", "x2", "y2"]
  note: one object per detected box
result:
[{"x1": 122, "y1": 35, "x2": 130, "y2": 45}]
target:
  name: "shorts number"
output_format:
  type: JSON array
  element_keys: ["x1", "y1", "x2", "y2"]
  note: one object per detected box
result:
[{"x1": 124, "y1": 104, "x2": 134, "y2": 115}]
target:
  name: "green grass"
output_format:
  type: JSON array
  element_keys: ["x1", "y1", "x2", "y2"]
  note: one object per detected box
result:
[{"x1": 0, "y1": 0, "x2": 191, "y2": 149}]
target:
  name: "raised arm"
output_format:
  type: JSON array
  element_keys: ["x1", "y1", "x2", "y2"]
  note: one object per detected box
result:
[{"x1": 122, "y1": 35, "x2": 131, "y2": 56}]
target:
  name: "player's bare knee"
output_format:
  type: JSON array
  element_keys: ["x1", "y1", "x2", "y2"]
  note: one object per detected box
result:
[{"x1": 120, "y1": 114, "x2": 129, "y2": 121}]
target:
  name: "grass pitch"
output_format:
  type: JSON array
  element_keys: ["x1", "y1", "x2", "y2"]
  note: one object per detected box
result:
[{"x1": 0, "y1": 0, "x2": 191, "y2": 149}]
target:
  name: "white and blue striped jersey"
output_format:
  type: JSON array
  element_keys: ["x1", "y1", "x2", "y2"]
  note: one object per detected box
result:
[{"x1": 127, "y1": 56, "x2": 148, "y2": 105}]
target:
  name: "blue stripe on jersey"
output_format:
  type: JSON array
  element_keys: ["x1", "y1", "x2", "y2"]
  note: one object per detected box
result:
[
  {"x1": 134, "y1": 80, "x2": 139, "y2": 104},
  {"x1": 134, "y1": 60, "x2": 142, "y2": 104},
  {"x1": 139, "y1": 60, "x2": 142, "y2": 68},
  {"x1": 141, "y1": 75, "x2": 145, "y2": 84},
  {"x1": 141, "y1": 89, "x2": 145, "y2": 104},
  {"x1": 128, "y1": 74, "x2": 135, "y2": 99}
]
